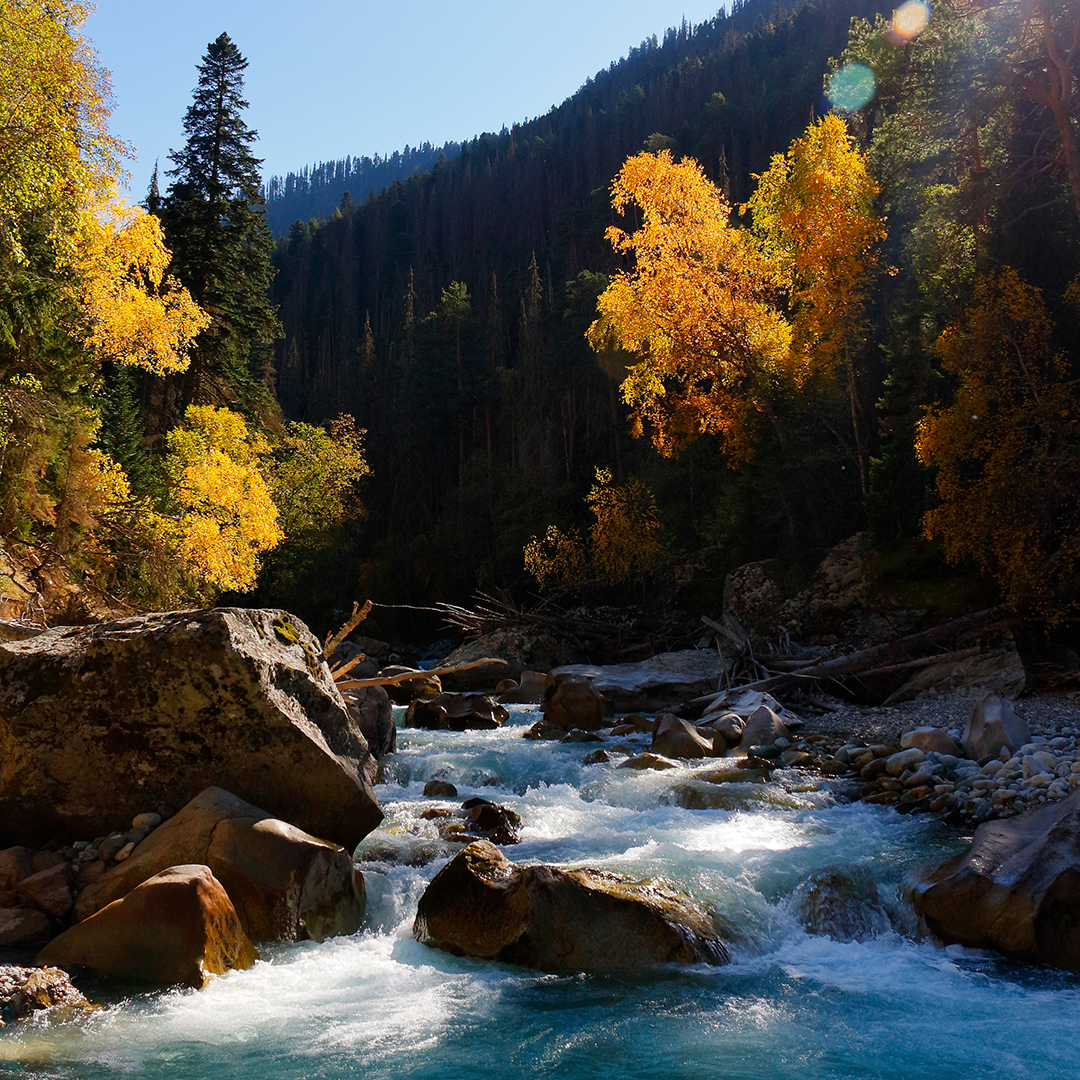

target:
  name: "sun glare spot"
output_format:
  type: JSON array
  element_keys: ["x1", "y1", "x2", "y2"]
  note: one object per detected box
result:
[
  {"x1": 888, "y1": 0, "x2": 931, "y2": 42},
  {"x1": 827, "y1": 63, "x2": 876, "y2": 113}
]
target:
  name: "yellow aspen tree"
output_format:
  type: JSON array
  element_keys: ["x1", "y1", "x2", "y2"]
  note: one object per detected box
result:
[
  {"x1": 157, "y1": 406, "x2": 282, "y2": 593},
  {"x1": 586, "y1": 150, "x2": 791, "y2": 461},
  {"x1": 745, "y1": 114, "x2": 886, "y2": 493}
]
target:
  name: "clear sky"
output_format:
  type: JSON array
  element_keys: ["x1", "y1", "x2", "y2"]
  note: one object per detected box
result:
[{"x1": 87, "y1": 1, "x2": 727, "y2": 196}]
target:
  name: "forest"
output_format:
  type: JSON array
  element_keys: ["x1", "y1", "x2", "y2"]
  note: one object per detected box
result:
[{"x1": 0, "y1": 0, "x2": 1078, "y2": 648}]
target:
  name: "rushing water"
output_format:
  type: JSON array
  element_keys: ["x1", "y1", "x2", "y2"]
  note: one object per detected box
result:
[{"x1": 4, "y1": 705, "x2": 1080, "y2": 1079}]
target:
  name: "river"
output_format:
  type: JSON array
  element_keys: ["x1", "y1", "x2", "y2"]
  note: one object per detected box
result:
[{"x1": 3, "y1": 704, "x2": 1079, "y2": 1079}]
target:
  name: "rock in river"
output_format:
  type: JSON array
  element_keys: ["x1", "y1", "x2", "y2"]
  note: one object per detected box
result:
[
  {"x1": 0, "y1": 608, "x2": 381, "y2": 850},
  {"x1": 38, "y1": 864, "x2": 257, "y2": 989},
  {"x1": 914, "y1": 786, "x2": 1080, "y2": 970},
  {"x1": 74, "y1": 787, "x2": 365, "y2": 943},
  {"x1": 413, "y1": 840, "x2": 730, "y2": 973}
]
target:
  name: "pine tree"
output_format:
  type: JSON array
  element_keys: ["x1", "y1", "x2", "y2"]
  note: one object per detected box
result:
[{"x1": 161, "y1": 32, "x2": 280, "y2": 422}]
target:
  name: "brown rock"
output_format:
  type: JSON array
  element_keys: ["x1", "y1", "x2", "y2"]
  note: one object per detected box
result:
[
  {"x1": 617, "y1": 752, "x2": 680, "y2": 771},
  {"x1": 0, "y1": 907, "x2": 51, "y2": 946},
  {"x1": 380, "y1": 667, "x2": 442, "y2": 705},
  {"x1": 651, "y1": 714, "x2": 712, "y2": 760},
  {"x1": 423, "y1": 780, "x2": 459, "y2": 798},
  {"x1": 38, "y1": 865, "x2": 257, "y2": 988},
  {"x1": 0, "y1": 846, "x2": 32, "y2": 906},
  {"x1": 414, "y1": 840, "x2": 728, "y2": 973},
  {"x1": 17, "y1": 861, "x2": 75, "y2": 919},
  {"x1": 497, "y1": 670, "x2": 547, "y2": 705},
  {"x1": 914, "y1": 787, "x2": 1080, "y2": 969},
  {"x1": 0, "y1": 609, "x2": 381, "y2": 849},
  {"x1": 74, "y1": 787, "x2": 365, "y2": 943},
  {"x1": 541, "y1": 674, "x2": 612, "y2": 731},
  {"x1": 342, "y1": 686, "x2": 396, "y2": 758},
  {"x1": 900, "y1": 727, "x2": 962, "y2": 756},
  {"x1": 404, "y1": 693, "x2": 508, "y2": 731},
  {"x1": 737, "y1": 705, "x2": 791, "y2": 751}
]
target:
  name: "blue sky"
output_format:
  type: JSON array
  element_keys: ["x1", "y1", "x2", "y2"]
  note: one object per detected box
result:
[{"x1": 87, "y1": 1, "x2": 727, "y2": 195}]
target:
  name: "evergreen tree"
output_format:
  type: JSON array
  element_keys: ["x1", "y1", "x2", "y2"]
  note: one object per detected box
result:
[{"x1": 162, "y1": 32, "x2": 280, "y2": 422}]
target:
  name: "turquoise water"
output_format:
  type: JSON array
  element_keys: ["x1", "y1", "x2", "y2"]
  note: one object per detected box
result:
[{"x1": 4, "y1": 706, "x2": 1079, "y2": 1079}]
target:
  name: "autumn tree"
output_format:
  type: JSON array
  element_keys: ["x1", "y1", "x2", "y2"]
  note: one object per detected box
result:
[
  {"x1": 746, "y1": 114, "x2": 886, "y2": 492},
  {"x1": 588, "y1": 121, "x2": 884, "y2": 470},
  {"x1": 156, "y1": 405, "x2": 282, "y2": 595},
  {"x1": 586, "y1": 149, "x2": 791, "y2": 462},
  {"x1": 915, "y1": 268, "x2": 1080, "y2": 619}
]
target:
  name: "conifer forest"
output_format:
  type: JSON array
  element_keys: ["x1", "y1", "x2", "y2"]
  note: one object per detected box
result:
[{"x1": 2, "y1": 0, "x2": 1079, "y2": 647}]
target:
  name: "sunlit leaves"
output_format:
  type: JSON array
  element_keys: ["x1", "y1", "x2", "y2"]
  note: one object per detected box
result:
[
  {"x1": 158, "y1": 406, "x2": 282, "y2": 593},
  {"x1": 587, "y1": 149, "x2": 790, "y2": 461},
  {"x1": 75, "y1": 189, "x2": 209, "y2": 374}
]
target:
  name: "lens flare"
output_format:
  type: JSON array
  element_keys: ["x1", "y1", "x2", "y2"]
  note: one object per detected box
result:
[
  {"x1": 889, "y1": 0, "x2": 931, "y2": 42},
  {"x1": 827, "y1": 63, "x2": 876, "y2": 112}
]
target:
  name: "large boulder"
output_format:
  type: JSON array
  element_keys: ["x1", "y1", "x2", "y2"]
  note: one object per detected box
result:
[
  {"x1": 962, "y1": 695, "x2": 1030, "y2": 763},
  {"x1": 74, "y1": 787, "x2": 365, "y2": 943},
  {"x1": 541, "y1": 674, "x2": 612, "y2": 731},
  {"x1": 438, "y1": 629, "x2": 571, "y2": 691},
  {"x1": 414, "y1": 841, "x2": 729, "y2": 973},
  {"x1": 913, "y1": 788, "x2": 1080, "y2": 970},
  {"x1": 549, "y1": 650, "x2": 723, "y2": 713},
  {"x1": 38, "y1": 864, "x2": 258, "y2": 988},
  {"x1": 0, "y1": 608, "x2": 381, "y2": 849}
]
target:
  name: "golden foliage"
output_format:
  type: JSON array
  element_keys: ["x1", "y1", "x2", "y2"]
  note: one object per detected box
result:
[
  {"x1": 157, "y1": 406, "x2": 282, "y2": 593},
  {"x1": 746, "y1": 114, "x2": 886, "y2": 381},
  {"x1": 587, "y1": 150, "x2": 790, "y2": 460},
  {"x1": 75, "y1": 189, "x2": 209, "y2": 374},
  {"x1": 524, "y1": 468, "x2": 663, "y2": 590},
  {"x1": 0, "y1": 0, "x2": 120, "y2": 265},
  {"x1": 588, "y1": 118, "x2": 884, "y2": 462},
  {"x1": 267, "y1": 414, "x2": 370, "y2": 540},
  {"x1": 916, "y1": 268, "x2": 1080, "y2": 618}
]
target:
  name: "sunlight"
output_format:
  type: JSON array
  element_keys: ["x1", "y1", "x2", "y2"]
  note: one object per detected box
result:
[
  {"x1": 888, "y1": 0, "x2": 931, "y2": 43},
  {"x1": 827, "y1": 63, "x2": 876, "y2": 112}
]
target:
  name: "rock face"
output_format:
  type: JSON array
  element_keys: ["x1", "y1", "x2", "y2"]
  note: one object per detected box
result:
[
  {"x1": 414, "y1": 840, "x2": 729, "y2": 973},
  {"x1": 914, "y1": 788, "x2": 1080, "y2": 970},
  {"x1": 38, "y1": 864, "x2": 258, "y2": 988},
  {"x1": 403, "y1": 693, "x2": 508, "y2": 731},
  {"x1": 0, "y1": 965, "x2": 88, "y2": 1025},
  {"x1": 74, "y1": 787, "x2": 365, "y2": 943},
  {"x1": 962, "y1": 695, "x2": 1030, "y2": 763},
  {"x1": 0, "y1": 608, "x2": 382, "y2": 849},
  {"x1": 541, "y1": 674, "x2": 612, "y2": 731},
  {"x1": 549, "y1": 651, "x2": 723, "y2": 712}
]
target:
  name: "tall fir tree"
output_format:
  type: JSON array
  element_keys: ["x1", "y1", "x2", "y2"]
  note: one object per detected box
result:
[{"x1": 161, "y1": 32, "x2": 280, "y2": 423}]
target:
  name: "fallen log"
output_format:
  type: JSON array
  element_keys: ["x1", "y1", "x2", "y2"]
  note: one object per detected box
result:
[
  {"x1": 686, "y1": 607, "x2": 1007, "y2": 707},
  {"x1": 337, "y1": 657, "x2": 508, "y2": 691}
]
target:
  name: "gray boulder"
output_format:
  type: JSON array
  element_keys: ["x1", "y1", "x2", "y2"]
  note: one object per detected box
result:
[
  {"x1": 0, "y1": 608, "x2": 382, "y2": 850},
  {"x1": 343, "y1": 686, "x2": 396, "y2": 758},
  {"x1": 414, "y1": 840, "x2": 729, "y2": 973}
]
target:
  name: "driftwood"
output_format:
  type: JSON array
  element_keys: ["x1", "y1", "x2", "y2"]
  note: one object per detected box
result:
[
  {"x1": 337, "y1": 657, "x2": 508, "y2": 692},
  {"x1": 686, "y1": 607, "x2": 1007, "y2": 708}
]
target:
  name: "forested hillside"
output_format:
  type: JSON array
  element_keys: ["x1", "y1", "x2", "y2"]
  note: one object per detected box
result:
[
  {"x1": 266, "y1": 0, "x2": 889, "y2": 623},
  {"x1": 262, "y1": 142, "x2": 463, "y2": 239}
]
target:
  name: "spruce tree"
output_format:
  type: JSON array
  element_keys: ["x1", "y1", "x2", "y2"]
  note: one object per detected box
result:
[{"x1": 162, "y1": 32, "x2": 280, "y2": 421}]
